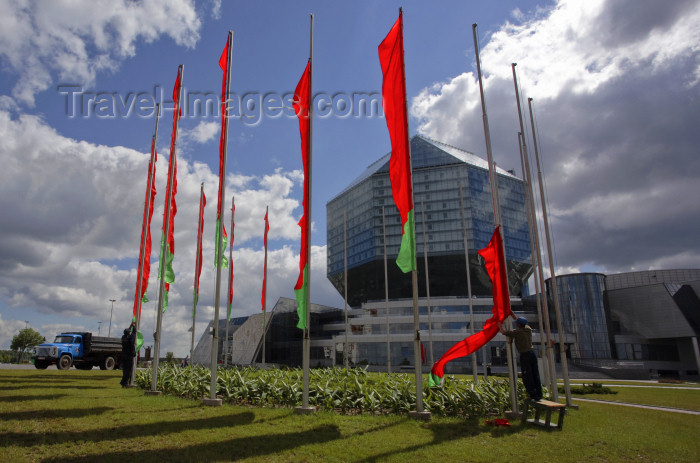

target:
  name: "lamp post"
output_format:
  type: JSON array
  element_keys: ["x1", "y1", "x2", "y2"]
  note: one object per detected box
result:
[
  {"x1": 98, "y1": 321, "x2": 102, "y2": 335},
  {"x1": 108, "y1": 299, "x2": 116, "y2": 337}
]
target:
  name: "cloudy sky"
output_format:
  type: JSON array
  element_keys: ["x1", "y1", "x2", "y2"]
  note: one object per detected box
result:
[{"x1": 1, "y1": 0, "x2": 698, "y2": 357}]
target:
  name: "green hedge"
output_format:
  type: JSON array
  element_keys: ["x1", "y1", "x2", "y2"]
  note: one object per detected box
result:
[{"x1": 136, "y1": 365, "x2": 536, "y2": 417}]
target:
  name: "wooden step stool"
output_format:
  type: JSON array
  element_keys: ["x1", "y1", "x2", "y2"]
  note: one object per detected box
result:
[{"x1": 523, "y1": 399, "x2": 567, "y2": 429}]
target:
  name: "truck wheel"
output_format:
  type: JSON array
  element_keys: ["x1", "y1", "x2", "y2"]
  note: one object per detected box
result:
[
  {"x1": 34, "y1": 360, "x2": 49, "y2": 369},
  {"x1": 100, "y1": 356, "x2": 116, "y2": 370},
  {"x1": 57, "y1": 354, "x2": 72, "y2": 370}
]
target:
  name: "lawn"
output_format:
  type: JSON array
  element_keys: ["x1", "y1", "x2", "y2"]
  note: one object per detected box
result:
[{"x1": 1, "y1": 369, "x2": 699, "y2": 462}]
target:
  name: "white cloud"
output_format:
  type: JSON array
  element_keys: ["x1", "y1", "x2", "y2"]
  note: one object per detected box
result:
[
  {"x1": 184, "y1": 121, "x2": 220, "y2": 144},
  {"x1": 0, "y1": 109, "x2": 342, "y2": 355},
  {"x1": 0, "y1": 0, "x2": 201, "y2": 106},
  {"x1": 411, "y1": 0, "x2": 700, "y2": 275}
]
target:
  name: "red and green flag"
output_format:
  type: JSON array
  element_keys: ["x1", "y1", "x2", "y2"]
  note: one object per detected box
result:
[
  {"x1": 193, "y1": 188, "x2": 206, "y2": 317},
  {"x1": 215, "y1": 38, "x2": 229, "y2": 269},
  {"x1": 133, "y1": 137, "x2": 157, "y2": 323},
  {"x1": 378, "y1": 10, "x2": 416, "y2": 273},
  {"x1": 158, "y1": 67, "x2": 182, "y2": 312},
  {"x1": 293, "y1": 61, "x2": 310, "y2": 330},
  {"x1": 428, "y1": 226, "x2": 512, "y2": 386},
  {"x1": 261, "y1": 209, "x2": 269, "y2": 314}
]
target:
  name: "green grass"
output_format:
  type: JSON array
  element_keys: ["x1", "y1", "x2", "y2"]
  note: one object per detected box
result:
[{"x1": 1, "y1": 369, "x2": 699, "y2": 462}]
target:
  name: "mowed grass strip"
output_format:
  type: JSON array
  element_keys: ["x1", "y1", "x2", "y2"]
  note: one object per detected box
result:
[{"x1": 1, "y1": 369, "x2": 699, "y2": 462}]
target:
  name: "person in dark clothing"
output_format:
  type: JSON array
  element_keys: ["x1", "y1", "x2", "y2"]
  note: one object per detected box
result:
[
  {"x1": 120, "y1": 322, "x2": 136, "y2": 388},
  {"x1": 499, "y1": 316, "x2": 543, "y2": 401}
]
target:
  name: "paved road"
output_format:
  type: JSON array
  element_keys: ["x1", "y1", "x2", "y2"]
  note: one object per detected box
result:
[{"x1": 572, "y1": 397, "x2": 700, "y2": 415}]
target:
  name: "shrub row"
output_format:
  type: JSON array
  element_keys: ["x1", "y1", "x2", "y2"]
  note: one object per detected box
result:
[{"x1": 135, "y1": 365, "x2": 534, "y2": 417}]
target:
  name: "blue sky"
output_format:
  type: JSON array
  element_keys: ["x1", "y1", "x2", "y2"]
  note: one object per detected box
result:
[{"x1": 1, "y1": 0, "x2": 699, "y2": 356}]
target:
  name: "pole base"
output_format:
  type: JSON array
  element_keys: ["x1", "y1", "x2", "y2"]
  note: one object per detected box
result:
[
  {"x1": 144, "y1": 390, "x2": 162, "y2": 396},
  {"x1": 294, "y1": 406, "x2": 316, "y2": 415},
  {"x1": 505, "y1": 410, "x2": 521, "y2": 420},
  {"x1": 409, "y1": 411, "x2": 432, "y2": 421},
  {"x1": 203, "y1": 397, "x2": 222, "y2": 407}
]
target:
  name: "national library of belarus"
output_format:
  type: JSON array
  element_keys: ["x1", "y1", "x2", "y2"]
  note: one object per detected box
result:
[{"x1": 194, "y1": 136, "x2": 700, "y2": 380}]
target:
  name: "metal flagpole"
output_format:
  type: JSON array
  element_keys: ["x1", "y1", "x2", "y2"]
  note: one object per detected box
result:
[
  {"x1": 134, "y1": 104, "x2": 160, "y2": 382},
  {"x1": 190, "y1": 182, "x2": 205, "y2": 364},
  {"x1": 151, "y1": 65, "x2": 183, "y2": 395},
  {"x1": 343, "y1": 211, "x2": 349, "y2": 369},
  {"x1": 224, "y1": 195, "x2": 234, "y2": 366},
  {"x1": 472, "y1": 23, "x2": 518, "y2": 414},
  {"x1": 132, "y1": 102, "x2": 160, "y2": 386},
  {"x1": 528, "y1": 97, "x2": 574, "y2": 407},
  {"x1": 517, "y1": 132, "x2": 554, "y2": 392},
  {"x1": 459, "y1": 185, "x2": 479, "y2": 383},
  {"x1": 262, "y1": 205, "x2": 268, "y2": 367},
  {"x1": 207, "y1": 32, "x2": 233, "y2": 406},
  {"x1": 299, "y1": 13, "x2": 314, "y2": 412},
  {"x1": 382, "y1": 206, "x2": 391, "y2": 374},
  {"x1": 397, "y1": 8, "x2": 427, "y2": 418},
  {"x1": 420, "y1": 198, "x2": 434, "y2": 367},
  {"x1": 511, "y1": 64, "x2": 555, "y2": 395}
]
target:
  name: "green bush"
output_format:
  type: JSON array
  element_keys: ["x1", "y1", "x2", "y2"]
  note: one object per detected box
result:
[
  {"x1": 561, "y1": 382, "x2": 617, "y2": 395},
  {"x1": 135, "y1": 365, "x2": 534, "y2": 417}
]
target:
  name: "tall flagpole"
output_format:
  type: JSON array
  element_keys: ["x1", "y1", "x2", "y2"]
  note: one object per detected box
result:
[
  {"x1": 151, "y1": 65, "x2": 183, "y2": 395},
  {"x1": 420, "y1": 198, "x2": 434, "y2": 366},
  {"x1": 262, "y1": 205, "x2": 268, "y2": 366},
  {"x1": 382, "y1": 206, "x2": 391, "y2": 374},
  {"x1": 132, "y1": 102, "x2": 160, "y2": 386},
  {"x1": 224, "y1": 195, "x2": 234, "y2": 366},
  {"x1": 459, "y1": 185, "x2": 478, "y2": 383},
  {"x1": 207, "y1": 32, "x2": 233, "y2": 406},
  {"x1": 190, "y1": 182, "x2": 205, "y2": 364},
  {"x1": 343, "y1": 211, "x2": 349, "y2": 369},
  {"x1": 472, "y1": 23, "x2": 518, "y2": 414},
  {"x1": 511, "y1": 64, "x2": 555, "y2": 395},
  {"x1": 300, "y1": 13, "x2": 314, "y2": 412},
  {"x1": 517, "y1": 132, "x2": 554, "y2": 393},
  {"x1": 395, "y1": 8, "x2": 425, "y2": 418},
  {"x1": 528, "y1": 97, "x2": 573, "y2": 407}
]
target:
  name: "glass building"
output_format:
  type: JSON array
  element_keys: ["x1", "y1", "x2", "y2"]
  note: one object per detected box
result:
[
  {"x1": 326, "y1": 135, "x2": 533, "y2": 307},
  {"x1": 546, "y1": 273, "x2": 612, "y2": 360}
]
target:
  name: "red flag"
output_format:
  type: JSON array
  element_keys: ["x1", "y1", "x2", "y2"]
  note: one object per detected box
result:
[
  {"x1": 378, "y1": 10, "x2": 416, "y2": 273},
  {"x1": 192, "y1": 188, "x2": 206, "y2": 317},
  {"x1": 261, "y1": 209, "x2": 270, "y2": 313},
  {"x1": 158, "y1": 67, "x2": 181, "y2": 311},
  {"x1": 133, "y1": 137, "x2": 157, "y2": 322},
  {"x1": 428, "y1": 226, "x2": 512, "y2": 386},
  {"x1": 293, "y1": 62, "x2": 310, "y2": 329},
  {"x1": 215, "y1": 37, "x2": 230, "y2": 267}
]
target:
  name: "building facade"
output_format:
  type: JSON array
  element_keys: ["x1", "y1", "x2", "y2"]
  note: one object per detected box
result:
[{"x1": 326, "y1": 135, "x2": 532, "y2": 307}]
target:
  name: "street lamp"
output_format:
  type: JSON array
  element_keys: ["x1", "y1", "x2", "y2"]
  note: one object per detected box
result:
[
  {"x1": 98, "y1": 321, "x2": 103, "y2": 335},
  {"x1": 108, "y1": 299, "x2": 116, "y2": 337}
]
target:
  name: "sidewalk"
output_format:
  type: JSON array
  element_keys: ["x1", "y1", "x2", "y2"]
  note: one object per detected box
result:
[{"x1": 572, "y1": 397, "x2": 700, "y2": 415}]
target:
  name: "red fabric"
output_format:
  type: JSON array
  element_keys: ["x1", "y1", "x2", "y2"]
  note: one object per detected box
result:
[
  {"x1": 133, "y1": 138, "x2": 157, "y2": 322},
  {"x1": 429, "y1": 226, "x2": 512, "y2": 380},
  {"x1": 420, "y1": 342, "x2": 426, "y2": 365},
  {"x1": 217, "y1": 37, "x2": 230, "y2": 241},
  {"x1": 293, "y1": 62, "x2": 310, "y2": 293},
  {"x1": 194, "y1": 189, "x2": 206, "y2": 294},
  {"x1": 261, "y1": 210, "x2": 269, "y2": 311},
  {"x1": 161, "y1": 67, "x2": 180, "y2": 285},
  {"x1": 378, "y1": 11, "x2": 413, "y2": 230}
]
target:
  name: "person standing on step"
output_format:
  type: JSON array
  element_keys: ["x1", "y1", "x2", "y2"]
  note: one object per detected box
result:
[
  {"x1": 120, "y1": 321, "x2": 136, "y2": 388},
  {"x1": 499, "y1": 316, "x2": 543, "y2": 401}
]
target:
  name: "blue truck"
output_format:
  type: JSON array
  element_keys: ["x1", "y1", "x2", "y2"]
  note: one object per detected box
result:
[{"x1": 32, "y1": 332, "x2": 123, "y2": 370}]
